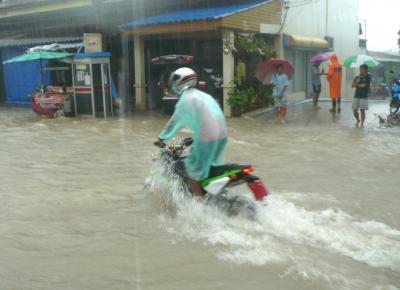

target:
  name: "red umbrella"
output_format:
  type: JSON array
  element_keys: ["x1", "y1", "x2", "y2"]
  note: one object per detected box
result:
[{"x1": 255, "y1": 58, "x2": 294, "y2": 84}]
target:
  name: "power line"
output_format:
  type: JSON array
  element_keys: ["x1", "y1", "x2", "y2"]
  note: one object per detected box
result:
[
  {"x1": 277, "y1": 0, "x2": 322, "y2": 34},
  {"x1": 277, "y1": 0, "x2": 290, "y2": 34},
  {"x1": 287, "y1": 0, "x2": 321, "y2": 8}
]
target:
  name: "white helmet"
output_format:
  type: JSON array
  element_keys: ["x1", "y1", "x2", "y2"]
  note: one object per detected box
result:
[{"x1": 169, "y1": 67, "x2": 197, "y2": 95}]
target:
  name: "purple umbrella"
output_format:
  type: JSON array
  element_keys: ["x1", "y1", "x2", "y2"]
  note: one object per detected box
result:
[{"x1": 309, "y1": 52, "x2": 336, "y2": 63}]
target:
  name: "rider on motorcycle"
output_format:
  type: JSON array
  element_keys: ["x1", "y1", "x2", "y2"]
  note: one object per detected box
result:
[{"x1": 154, "y1": 67, "x2": 228, "y2": 199}]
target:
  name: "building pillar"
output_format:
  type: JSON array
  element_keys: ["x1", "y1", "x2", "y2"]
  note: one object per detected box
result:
[
  {"x1": 134, "y1": 34, "x2": 146, "y2": 111},
  {"x1": 120, "y1": 32, "x2": 131, "y2": 115},
  {"x1": 222, "y1": 29, "x2": 234, "y2": 117},
  {"x1": 274, "y1": 33, "x2": 284, "y2": 59}
]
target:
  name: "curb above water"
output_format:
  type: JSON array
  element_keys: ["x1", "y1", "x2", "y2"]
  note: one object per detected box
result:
[{"x1": 242, "y1": 97, "x2": 387, "y2": 118}]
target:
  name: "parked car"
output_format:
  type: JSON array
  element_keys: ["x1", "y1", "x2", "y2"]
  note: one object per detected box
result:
[{"x1": 150, "y1": 55, "x2": 222, "y2": 114}]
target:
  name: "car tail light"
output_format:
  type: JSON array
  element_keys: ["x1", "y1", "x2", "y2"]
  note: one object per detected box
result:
[
  {"x1": 198, "y1": 81, "x2": 207, "y2": 91},
  {"x1": 183, "y1": 55, "x2": 193, "y2": 62}
]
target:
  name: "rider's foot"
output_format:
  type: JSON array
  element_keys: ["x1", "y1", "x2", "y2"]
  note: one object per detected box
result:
[
  {"x1": 191, "y1": 179, "x2": 206, "y2": 200},
  {"x1": 194, "y1": 195, "x2": 204, "y2": 202}
]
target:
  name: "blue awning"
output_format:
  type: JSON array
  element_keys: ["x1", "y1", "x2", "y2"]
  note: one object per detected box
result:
[{"x1": 119, "y1": 0, "x2": 272, "y2": 29}]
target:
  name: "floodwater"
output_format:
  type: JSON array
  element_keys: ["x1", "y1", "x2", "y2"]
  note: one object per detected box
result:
[{"x1": 0, "y1": 101, "x2": 399, "y2": 290}]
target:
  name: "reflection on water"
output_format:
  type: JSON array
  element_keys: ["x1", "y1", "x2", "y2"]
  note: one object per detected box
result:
[{"x1": 0, "y1": 101, "x2": 399, "y2": 290}]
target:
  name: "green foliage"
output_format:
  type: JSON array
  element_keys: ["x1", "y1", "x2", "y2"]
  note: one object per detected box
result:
[
  {"x1": 256, "y1": 84, "x2": 274, "y2": 106},
  {"x1": 227, "y1": 85, "x2": 249, "y2": 110},
  {"x1": 235, "y1": 33, "x2": 277, "y2": 59},
  {"x1": 229, "y1": 33, "x2": 276, "y2": 113},
  {"x1": 228, "y1": 82, "x2": 274, "y2": 112}
]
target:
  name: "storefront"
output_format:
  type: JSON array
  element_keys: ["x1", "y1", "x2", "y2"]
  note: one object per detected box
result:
[
  {"x1": 283, "y1": 34, "x2": 333, "y2": 100},
  {"x1": 119, "y1": 0, "x2": 282, "y2": 116}
]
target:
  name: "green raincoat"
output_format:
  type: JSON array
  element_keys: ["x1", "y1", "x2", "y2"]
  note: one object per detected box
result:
[{"x1": 159, "y1": 88, "x2": 227, "y2": 180}]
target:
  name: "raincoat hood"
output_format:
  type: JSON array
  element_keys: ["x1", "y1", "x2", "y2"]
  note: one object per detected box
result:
[
  {"x1": 326, "y1": 54, "x2": 343, "y2": 99},
  {"x1": 330, "y1": 54, "x2": 340, "y2": 64}
]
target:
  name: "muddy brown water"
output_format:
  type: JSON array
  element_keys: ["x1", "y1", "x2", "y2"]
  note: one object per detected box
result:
[{"x1": 0, "y1": 101, "x2": 399, "y2": 290}]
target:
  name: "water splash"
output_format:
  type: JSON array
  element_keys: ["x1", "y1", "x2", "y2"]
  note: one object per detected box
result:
[{"x1": 146, "y1": 163, "x2": 400, "y2": 275}]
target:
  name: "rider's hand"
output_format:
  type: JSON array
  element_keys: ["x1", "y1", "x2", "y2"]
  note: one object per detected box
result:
[{"x1": 154, "y1": 139, "x2": 166, "y2": 148}]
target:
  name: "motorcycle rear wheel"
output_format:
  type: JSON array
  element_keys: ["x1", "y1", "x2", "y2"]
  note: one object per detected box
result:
[{"x1": 206, "y1": 194, "x2": 258, "y2": 221}]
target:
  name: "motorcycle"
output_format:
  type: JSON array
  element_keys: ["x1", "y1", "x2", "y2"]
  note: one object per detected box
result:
[{"x1": 153, "y1": 138, "x2": 270, "y2": 219}]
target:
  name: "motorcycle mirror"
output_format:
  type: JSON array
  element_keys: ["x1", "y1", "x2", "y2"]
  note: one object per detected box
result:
[{"x1": 183, "y1": 138, "x2": 193, "y2": 147}]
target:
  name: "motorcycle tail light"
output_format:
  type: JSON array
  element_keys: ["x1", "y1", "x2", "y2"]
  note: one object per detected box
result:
[
  {"x1": 242, "y1": 166, "x2": 253, "y2": 175},
  {"x1": 248, "y1": 180, "x2": 269, "y2": 201}
]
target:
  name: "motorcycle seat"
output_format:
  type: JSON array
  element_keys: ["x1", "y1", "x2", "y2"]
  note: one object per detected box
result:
[{"x1": 207, "y1": 164, "x2": 249, "y2": 179}]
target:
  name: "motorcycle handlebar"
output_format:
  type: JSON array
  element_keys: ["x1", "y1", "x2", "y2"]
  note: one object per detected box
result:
[{"x1": 154, "y1": 138, "x2": 193, "y2": 149}]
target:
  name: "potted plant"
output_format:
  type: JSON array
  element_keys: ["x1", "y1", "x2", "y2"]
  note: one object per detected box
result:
[{"x1": 228, "y1": 86, "x2": 249, "y2": 117}]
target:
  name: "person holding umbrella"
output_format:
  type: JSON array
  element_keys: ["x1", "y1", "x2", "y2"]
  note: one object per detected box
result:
[
  {"x1": 255, "y1": 58, "x2": 293, "y2": 123},
  {"x1": 309, "y1": 52, "x2": 335, "y2": 111},
  {"x1": 352, "y1": 64, "x2": 371, "y2": 128},
  {"x1": 311, "y1": 61, "x2": 324, "y2": 111},
  {"x1": 342, "y1": 54, "x2": 378, "y2": 127},
  {"x1": 271, "y1": 64, "x2": 289, "y2": 123},
  {"x1": 326, "y1": 54, "x2": 343, "y2": 113}
]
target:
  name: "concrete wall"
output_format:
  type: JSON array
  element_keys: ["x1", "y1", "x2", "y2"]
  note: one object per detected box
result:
[{"x1": 282, "y1": 0, "x2": 361, "y2": 100}]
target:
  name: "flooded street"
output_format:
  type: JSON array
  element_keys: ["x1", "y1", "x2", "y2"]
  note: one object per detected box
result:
[{"x1": 0, "y1": 101, "x2": 399, "y2": 290}]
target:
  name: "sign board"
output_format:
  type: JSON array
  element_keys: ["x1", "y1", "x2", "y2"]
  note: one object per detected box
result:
[{"x1": 84, "y1": 33, "x2": 102, "y2": 53}]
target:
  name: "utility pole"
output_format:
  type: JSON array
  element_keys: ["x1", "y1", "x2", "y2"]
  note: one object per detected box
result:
[
  {"x1": 363, "y1": 19, "x2": 367, "y2": 41},
  {"x1": 398, "y1": 30, "x2": 400, "y2": 53},
  {"x1": 325, "y1": 0, "x2": 328, "y2": 36}
]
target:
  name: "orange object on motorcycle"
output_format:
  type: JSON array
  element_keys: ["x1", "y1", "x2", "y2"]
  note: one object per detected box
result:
[{"x1": 230, "y1": 174, "x2": 238, "y2": 180}]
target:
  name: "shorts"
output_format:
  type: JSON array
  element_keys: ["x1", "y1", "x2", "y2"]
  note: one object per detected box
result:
[
  {"x1": 352, "y1": 98, "x2": 368, "y2": 110},
  {"x1": 313, "y1": 84, "x2": 321, "y2": 94},
  {"x1": 273, "y1": 95, "x2": 288, "y2": 108}
]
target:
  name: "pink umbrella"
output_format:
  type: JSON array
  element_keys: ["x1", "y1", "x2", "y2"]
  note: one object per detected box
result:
[
  {"x1": 255, "y1": 59, "x2": 294, "y2": 84},
  {"x1": 309, "y1": 52, "x2": 336, "y2": 63}
]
